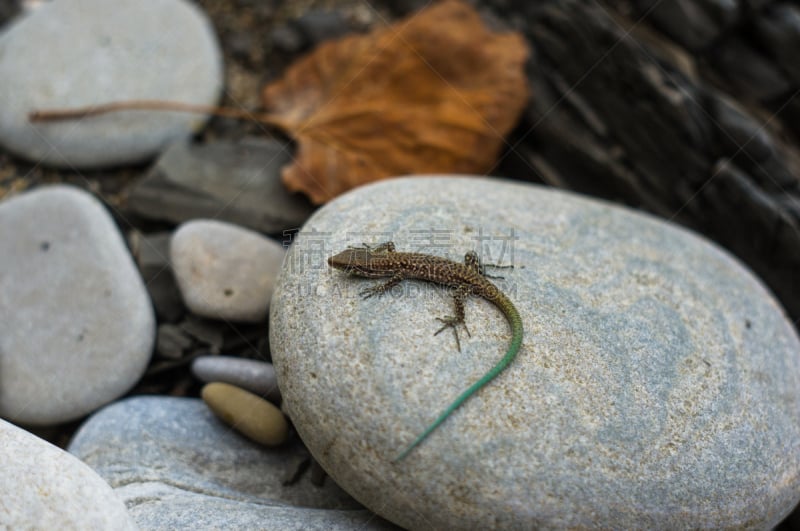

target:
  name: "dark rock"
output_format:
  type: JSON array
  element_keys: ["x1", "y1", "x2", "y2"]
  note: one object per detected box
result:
[
  {"x1": 700, "y1": 159, "x2": 800, "y2": 316},
  {"x1": 479, "y1": 0, "x2": 800, "y2": 328},
  {"x1": 517, "y1": 70, "x2": 654, "y2": 209},
  {"x1": 385, "y1": 0, "x2": 430, "y2": 16},
  {"x1": 231, "y1": 0, "x2": 278, "y2": 18},
  {"x1": 156, "y1": 324, "x2": 194, "y2": 359},
  {"x1": 129, "y1": 231, "x2": 185, "y2": 322},
  {"x1": 780, "y1": 95, "x2": 800, "y2": 138},
  {"x1": 271, "y1": 24, "x2": 305, "y2": 54},
  {"x1": 742, "y1": 0, "x2": 775, "y2": 12},
  {"x1": 126, "y1": 138, "x2": 315, "y2": 235},
  {"x1": 706, "y1": 159, "x2": 782, "y2": 231},
  {"x1": 712, "y1": 96, "x2": 775, "y2": 164},
  {"x1": 179, "y1": 315, "x2": 226, "y2": 354},
  {"x1": 636, "y1": 0, "x2": 739, "y2": 51},
  {"x1": 272, "y1": 9, "x2": 355, "y2": 54},
  {"x1": 755, "y1": 3, "x2": 800, "y2": 84},
  {"x1": 711, "y1": 37, "x2": 792, "y2": 101},
  {"x1": 227, "y1": 32, "x2": 255, "y2": 62},
  {"x1": 0, "y1": 0, "x2": 21, "y2": 27},
  {"x1": 748, "y1": 155, "x2": 800, "y2": 194},
  {"x1": 293, "y1": 10, "x2": 354, "y2": 47},
  {"x1": 529, "y1": 0, "x2": 714, "y2": 216}
]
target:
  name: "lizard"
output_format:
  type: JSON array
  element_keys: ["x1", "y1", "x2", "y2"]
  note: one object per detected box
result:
[{"x1": 327, "y1": 241, "x2": 524, "y2": 461}]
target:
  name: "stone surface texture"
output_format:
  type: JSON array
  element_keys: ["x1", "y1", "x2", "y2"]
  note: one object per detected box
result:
[
  {"x1": 0, "y1": 185, "x2": 155, "y2": 425},
  {"x1": 0, "y1": 418, "x2": 137, "y2": 530},
  {"x1": 270, "y1": 176, "x2": 800, "y2": 530},
  {"x1": 0, "y1": 0, "x2": 222, "y2": 167},
  {"x1": 68, "y1": 396, "x2": 397, "y2": 530},
  {"x1": 127, "y1": 139, "x2": 315, "y2": 234},
  {"x1": 170, "y1": 219, "x2": 286, "y2": 322}
]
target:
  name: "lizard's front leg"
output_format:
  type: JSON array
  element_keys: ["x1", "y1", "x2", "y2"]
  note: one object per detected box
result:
[
  {"x1": 464, "y1": 251, "x2": 481, "y2": 274},
  {"x1": 360, "y1": 271, "x2": 405, "y2": 298},
  {"x1": 434, "y1": 283, "x2": 472, "y2": 352},
  {"x1": 369, "y1": 241, "x2": 396, "y2": 253},
  {"x1": 349, "y1": 241, "x2": 396, "y2": 253}
]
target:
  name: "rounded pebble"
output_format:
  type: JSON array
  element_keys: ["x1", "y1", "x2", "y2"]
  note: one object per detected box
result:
[
  {"x1": 0, "y1": 185, "x2": 155, "y2": 425},
  {"x1": 201, "y1": 382, "x2": 288, "y2": 446},
  {"x1": 170, "y1": 219, "x2": 286, "y2": 322},
  {"x1": 192, "y1": 355, "x2": 281, "y2": 404},
  {"x1": 0, "y1": 0, "x2": 223, "y2": 168},
  {"x1": 270, "y1": 176, "x2": 800, "y2": 529},
  {"x1": 0, "y1": 418, "x2": 137, "y2": 530}
]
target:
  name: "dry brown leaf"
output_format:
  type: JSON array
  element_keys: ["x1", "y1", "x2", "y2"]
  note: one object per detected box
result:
[{"x1": 260, "y1": 0, "x2": 530, "y2": 204}]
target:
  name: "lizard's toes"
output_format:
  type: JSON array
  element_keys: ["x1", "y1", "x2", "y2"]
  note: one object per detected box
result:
[{"x1": 359, "y1": 286, "x2": 384, "y2": 299}]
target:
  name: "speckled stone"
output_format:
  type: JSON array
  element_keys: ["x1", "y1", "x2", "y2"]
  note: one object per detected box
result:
[
  {"x1": 0, "y1": 418, "x2": 137, "y2": 530},
  {"x1": 192, "y1": 355, "x2": 281, "y2": 403},
  {"x1": 0, "y1": 0, "x2": 222, "y2": 168},
  {"x1": 201, "y1": 382, "x2": 288, "y2": 446},
  {"x1": 270, "y1": 176, "x2": 800, "y2": 530},
  {"x1": 68, "y1": 396, "x2": 397, "y2": 530},
  {"x1": 0, "y1": 186, "x2": 155, "y2": 425},
  {"x1": 170, "y1": 219, "x2": 285, "y2": 322}
]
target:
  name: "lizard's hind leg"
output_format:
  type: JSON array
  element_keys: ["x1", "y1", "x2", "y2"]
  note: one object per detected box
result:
[
  {"x1": 467, "y1": 250, "x2": 514, "y2": 279},
  {"x1": 433, "y1": 284, "x2": 472, "y2": 352}
]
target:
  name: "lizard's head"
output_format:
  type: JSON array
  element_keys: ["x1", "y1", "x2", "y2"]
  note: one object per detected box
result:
[
  {"x1": 329, "y1": 245, "x2": 396, "y2": 278},
  {"x1": 328, "y1": 248, "x2": 372, "y2": 274}
]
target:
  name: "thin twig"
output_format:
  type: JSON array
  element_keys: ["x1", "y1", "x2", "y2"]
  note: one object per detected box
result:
[{"x1": 28, "y1": 99, "x2": 284, "y2": 128}]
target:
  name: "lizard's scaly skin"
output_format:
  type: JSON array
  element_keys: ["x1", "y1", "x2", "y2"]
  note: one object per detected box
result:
[{"x1": 328, "y1": 241, "x2": 524, "y2": 461}]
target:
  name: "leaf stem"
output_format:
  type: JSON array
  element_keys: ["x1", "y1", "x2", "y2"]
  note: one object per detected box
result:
[{"x1": 28, "y1": 99, "x2": 284, "y2": 128}]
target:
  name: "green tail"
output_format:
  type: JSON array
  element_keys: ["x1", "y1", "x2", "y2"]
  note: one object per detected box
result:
[{"x1": 393, "y1": 303, "x2": 523, "y2": 462}]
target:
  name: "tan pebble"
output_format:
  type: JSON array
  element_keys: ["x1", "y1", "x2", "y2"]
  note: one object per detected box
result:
[{"x1": 201, "y1": 382, "x2": 288, "y2": 446}]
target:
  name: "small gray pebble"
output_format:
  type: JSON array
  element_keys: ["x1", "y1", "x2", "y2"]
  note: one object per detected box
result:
[
  {"x1": 192, "y1": 355, "x2": 280, "y2": 404},
  {"x1": 170, "y1": 219, "x2": 286, "y2": 323}
]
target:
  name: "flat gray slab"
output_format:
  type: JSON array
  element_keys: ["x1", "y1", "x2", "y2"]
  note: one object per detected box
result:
[
  {"x1": 270, "y1": 175, "x2": 800, "y2": 529},
  {"x1": 68, "y1": 396, "x2": 397, "y2": 530},
  {"x1": 127, "y1": 139, "x2": 315, "y2": 233}
]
